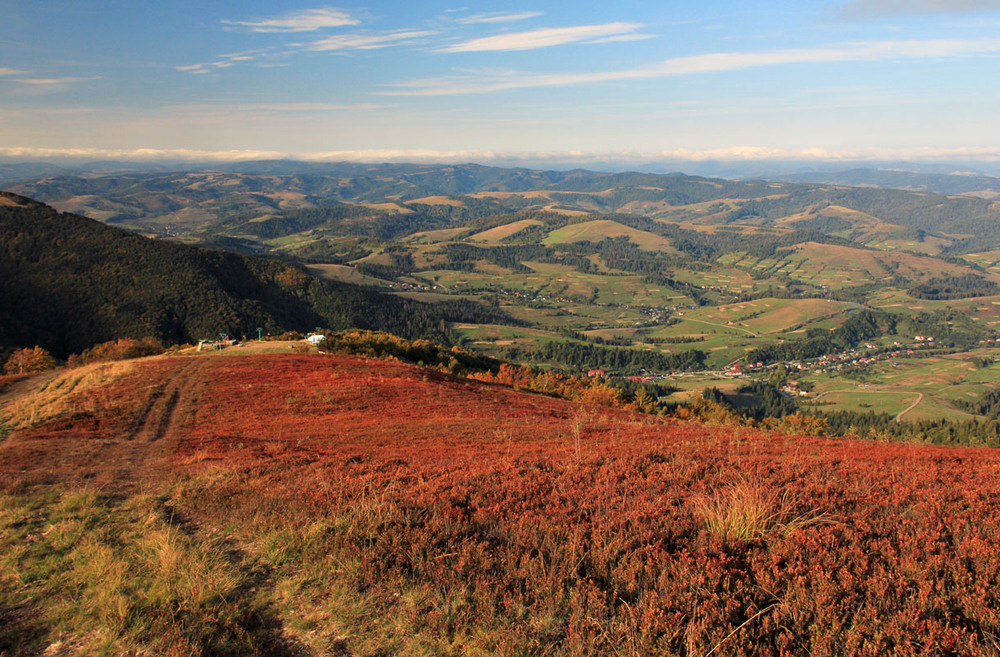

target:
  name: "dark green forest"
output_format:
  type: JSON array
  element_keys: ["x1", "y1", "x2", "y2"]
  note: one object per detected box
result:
[{"x1": 0, "y1": 194, "x2": 514, "y2": 360}]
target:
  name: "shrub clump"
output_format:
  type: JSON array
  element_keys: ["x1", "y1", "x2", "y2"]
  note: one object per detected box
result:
[
  {"x1": 3, "y1": 346, "x2": 58, "y2": 375},
  {"x1": 68, "y1": 337, "x2": 166, "y2": 366}
]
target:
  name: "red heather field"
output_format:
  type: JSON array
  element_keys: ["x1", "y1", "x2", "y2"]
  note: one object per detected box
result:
[{"x1": 3, "y1": 352, "x2": 1000, "y2": 656}]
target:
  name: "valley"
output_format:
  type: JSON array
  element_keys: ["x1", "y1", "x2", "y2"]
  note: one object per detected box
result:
[{"x1": 4, "y1": 162, "x2": 1000, "y2": 430}]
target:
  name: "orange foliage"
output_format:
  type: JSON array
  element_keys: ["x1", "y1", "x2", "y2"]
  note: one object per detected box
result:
[
  {"x1": 3, "y1": 345, "x2": 58, "y2": 374},
  {"x1": 69, "y1": 336, "x2": 165, "y2": 366}
]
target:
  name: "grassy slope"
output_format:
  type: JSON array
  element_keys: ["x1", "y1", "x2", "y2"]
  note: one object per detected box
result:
[
  {"x1": 3, "y1": 353, "x2": 1000, "y2": 655},
  {"x1": 543, "y1": 219, "x2": 679, "y2": 253}
]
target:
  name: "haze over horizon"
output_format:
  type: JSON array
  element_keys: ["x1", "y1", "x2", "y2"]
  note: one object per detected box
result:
[{"x1": 4, "y1": 0, "x2": 1000, "y2": 166}]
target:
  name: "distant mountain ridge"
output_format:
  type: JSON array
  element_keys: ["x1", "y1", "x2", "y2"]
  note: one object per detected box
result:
[
  {"x1": 771, "y1": 168, "x2": 1000, "y2": 198},
  {"x1": 8, "y1": 161, "x2": 1000, "y2": 255}
]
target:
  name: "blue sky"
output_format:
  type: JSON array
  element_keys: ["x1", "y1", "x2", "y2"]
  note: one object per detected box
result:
[{"x1": 3, "y1": 0, "x2": 1000, "y2": 165}]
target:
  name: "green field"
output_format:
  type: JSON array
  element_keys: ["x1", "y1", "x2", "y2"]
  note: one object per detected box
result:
[
  {"x1": 800, "y1": 352, "x2": 1000, "y2": 422},
  {"x1": 870, "y1": 289, "x2": 1000, "y2": 329},
  {"x1": 543, "y1": 219, "x2": 678, "y2": 253}
]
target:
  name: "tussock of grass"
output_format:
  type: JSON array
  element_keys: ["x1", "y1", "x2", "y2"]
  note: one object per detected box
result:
[
  {"x1": 692, "y1": 478, "x2": 833, "y2": 541},
  {"x1": 1, "y1": 361, "x2": 136, "y2": 431}
]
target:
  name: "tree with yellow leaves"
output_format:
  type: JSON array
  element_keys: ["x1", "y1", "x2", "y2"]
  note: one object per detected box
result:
[{"x1": 3, "y1": 346, "x2": 58, "y2": 375}]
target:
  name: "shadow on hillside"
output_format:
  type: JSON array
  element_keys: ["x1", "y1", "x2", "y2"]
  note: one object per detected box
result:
[
  {"x1": 157, "y1": 500, "x2": 317, "y2": 657},
  {"x1": 0, "y1": 598, "x2": 47, "y2": 657}
]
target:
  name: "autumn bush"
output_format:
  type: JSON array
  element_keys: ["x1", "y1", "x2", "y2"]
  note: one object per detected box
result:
[
  {"x1": 3, "y1": 346, "x2": 58, "y2": 375},
  {"x1": 764, "y1": 411, "x2": 829, "y2": 436},
  {"x1": 67, "y1": 336, "x2": 165, "y2": 366}
]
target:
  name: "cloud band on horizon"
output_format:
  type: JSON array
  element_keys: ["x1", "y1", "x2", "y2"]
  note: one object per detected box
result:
[{"x1": 3, "y1": 145, "x2": 1000, "y2": 164}]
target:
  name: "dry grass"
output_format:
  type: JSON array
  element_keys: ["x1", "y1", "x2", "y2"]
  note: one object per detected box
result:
[
  {"x1": 0, "y1": 491, "x2": 261, "y2": 656},
  {"x1": 1, "y1": 361, "x2": 136, "y2": 430},
  {"x1": 692, "y1": 477, "x2": 834, "y2": 541}
]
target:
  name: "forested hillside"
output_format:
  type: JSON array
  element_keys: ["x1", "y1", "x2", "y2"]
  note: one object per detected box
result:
[{"x1": 0, "y1": 193, "x2": 512, "y2": 359}]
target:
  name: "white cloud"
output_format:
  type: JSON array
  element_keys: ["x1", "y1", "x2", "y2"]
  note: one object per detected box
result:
[
  {"x1": 0, "y1": 67, "x2": 27, "y2": 76},
  {"x1": 835, "y1": 0, "x2": 1000, "y2": 19},
  {"x1": 176, "y1": 48, "x2": 292, "y2": 75},
  {"x1": 436, "y1": 22, "x2": 645, "y2": 53},
  {"x1": 216, "y1": 48, "x2": 275, "y2": 60},
  {"x1": 301, "y1": 30, "x2": 438, "y2": 52},
  {"x1": 452, "y1": 11, "x2": 543, "y2": 24},
  {"x1": 386, "y1": 38, "x2": 1000, "y2": 95},
  {"x1": 176, "y1": 62, "x2": 231, "y2": 75},
  {"x1": 587, "y1": 34, "x2": 657, "y2": 45},
  {"x1": 223, "y1": 7, "x2": 358, "y2": 33}
]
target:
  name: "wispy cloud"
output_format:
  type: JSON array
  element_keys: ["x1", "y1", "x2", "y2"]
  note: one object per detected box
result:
[
  {"x1": 300, "y1": 30, "x2": 438, "y2": 52},
  {"x1": 177, "y1": 48, "x2": 291, "y2": 75},
  {"x1": 178, "y1": 25, "x2": 438, "y2": 73},
  {"x1": 436, "y1": 22, "x2": 646, "y2": 53},
  {"x1": 834, "y1": 0, "x2": 1000, "y2": 19},
  {"x1": 588, "y1": 34, "x2": 656, "y2": 45},
  {"x1": 10, "y1": 76, "x2": 100, "y2": 86},
  {"x1": 0, "y1": 67, "x2": 27, "y2": 76},
  {"x1": 452, "y1": 11, "x2": 543, "y2": 24},
  {"x1": 223, "y1": 7, "x2": 358, "y2": 33},
  {"x1": 387, "y1": 38, "x2": 1000, "y2": 95},
  {"x1": 176, "y1": 62, "x2": 230, "y2": 75}
]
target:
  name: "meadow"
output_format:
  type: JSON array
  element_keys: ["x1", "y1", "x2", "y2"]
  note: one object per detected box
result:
[
  {"x1": 4, "y1": 352, "x2": 1000, "y2": 655},
  {"x1": 800, "y1": 352, "x2": 1000, "y2": 422}
]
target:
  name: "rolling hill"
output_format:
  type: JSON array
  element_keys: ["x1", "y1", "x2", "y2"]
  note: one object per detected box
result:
[
  {"x1": 0, "y1": 193, "x2": 513, "y2": 360},
  {"x1": 3, "y1": 349, "x2": 1000, "y2": 655},
  {"x1": 5, "y1": 164, "x2": 1000, "y2": 423},
  {"x1": 9, "y1": 162, "x2": 1000, "y2": 252}
]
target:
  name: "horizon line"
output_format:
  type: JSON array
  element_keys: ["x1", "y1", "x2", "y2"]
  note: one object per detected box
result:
[{"x1": 2, "y1": 146, "x2": 1000, "y2": 166}]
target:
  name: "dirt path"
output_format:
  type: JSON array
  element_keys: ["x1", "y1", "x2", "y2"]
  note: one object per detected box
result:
[
  {"x1": 894, "y1": 393, "x2": 924, "y2": 422},
  {"x1": 0, "y1": 356, "x2": 216, "y2": 494},
  {"x1": 0, "y1": 369, "x2": 62, "y2": 407},
  {"x1": 109, "y1": 357, "x2": 213, "y2": 493}
]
